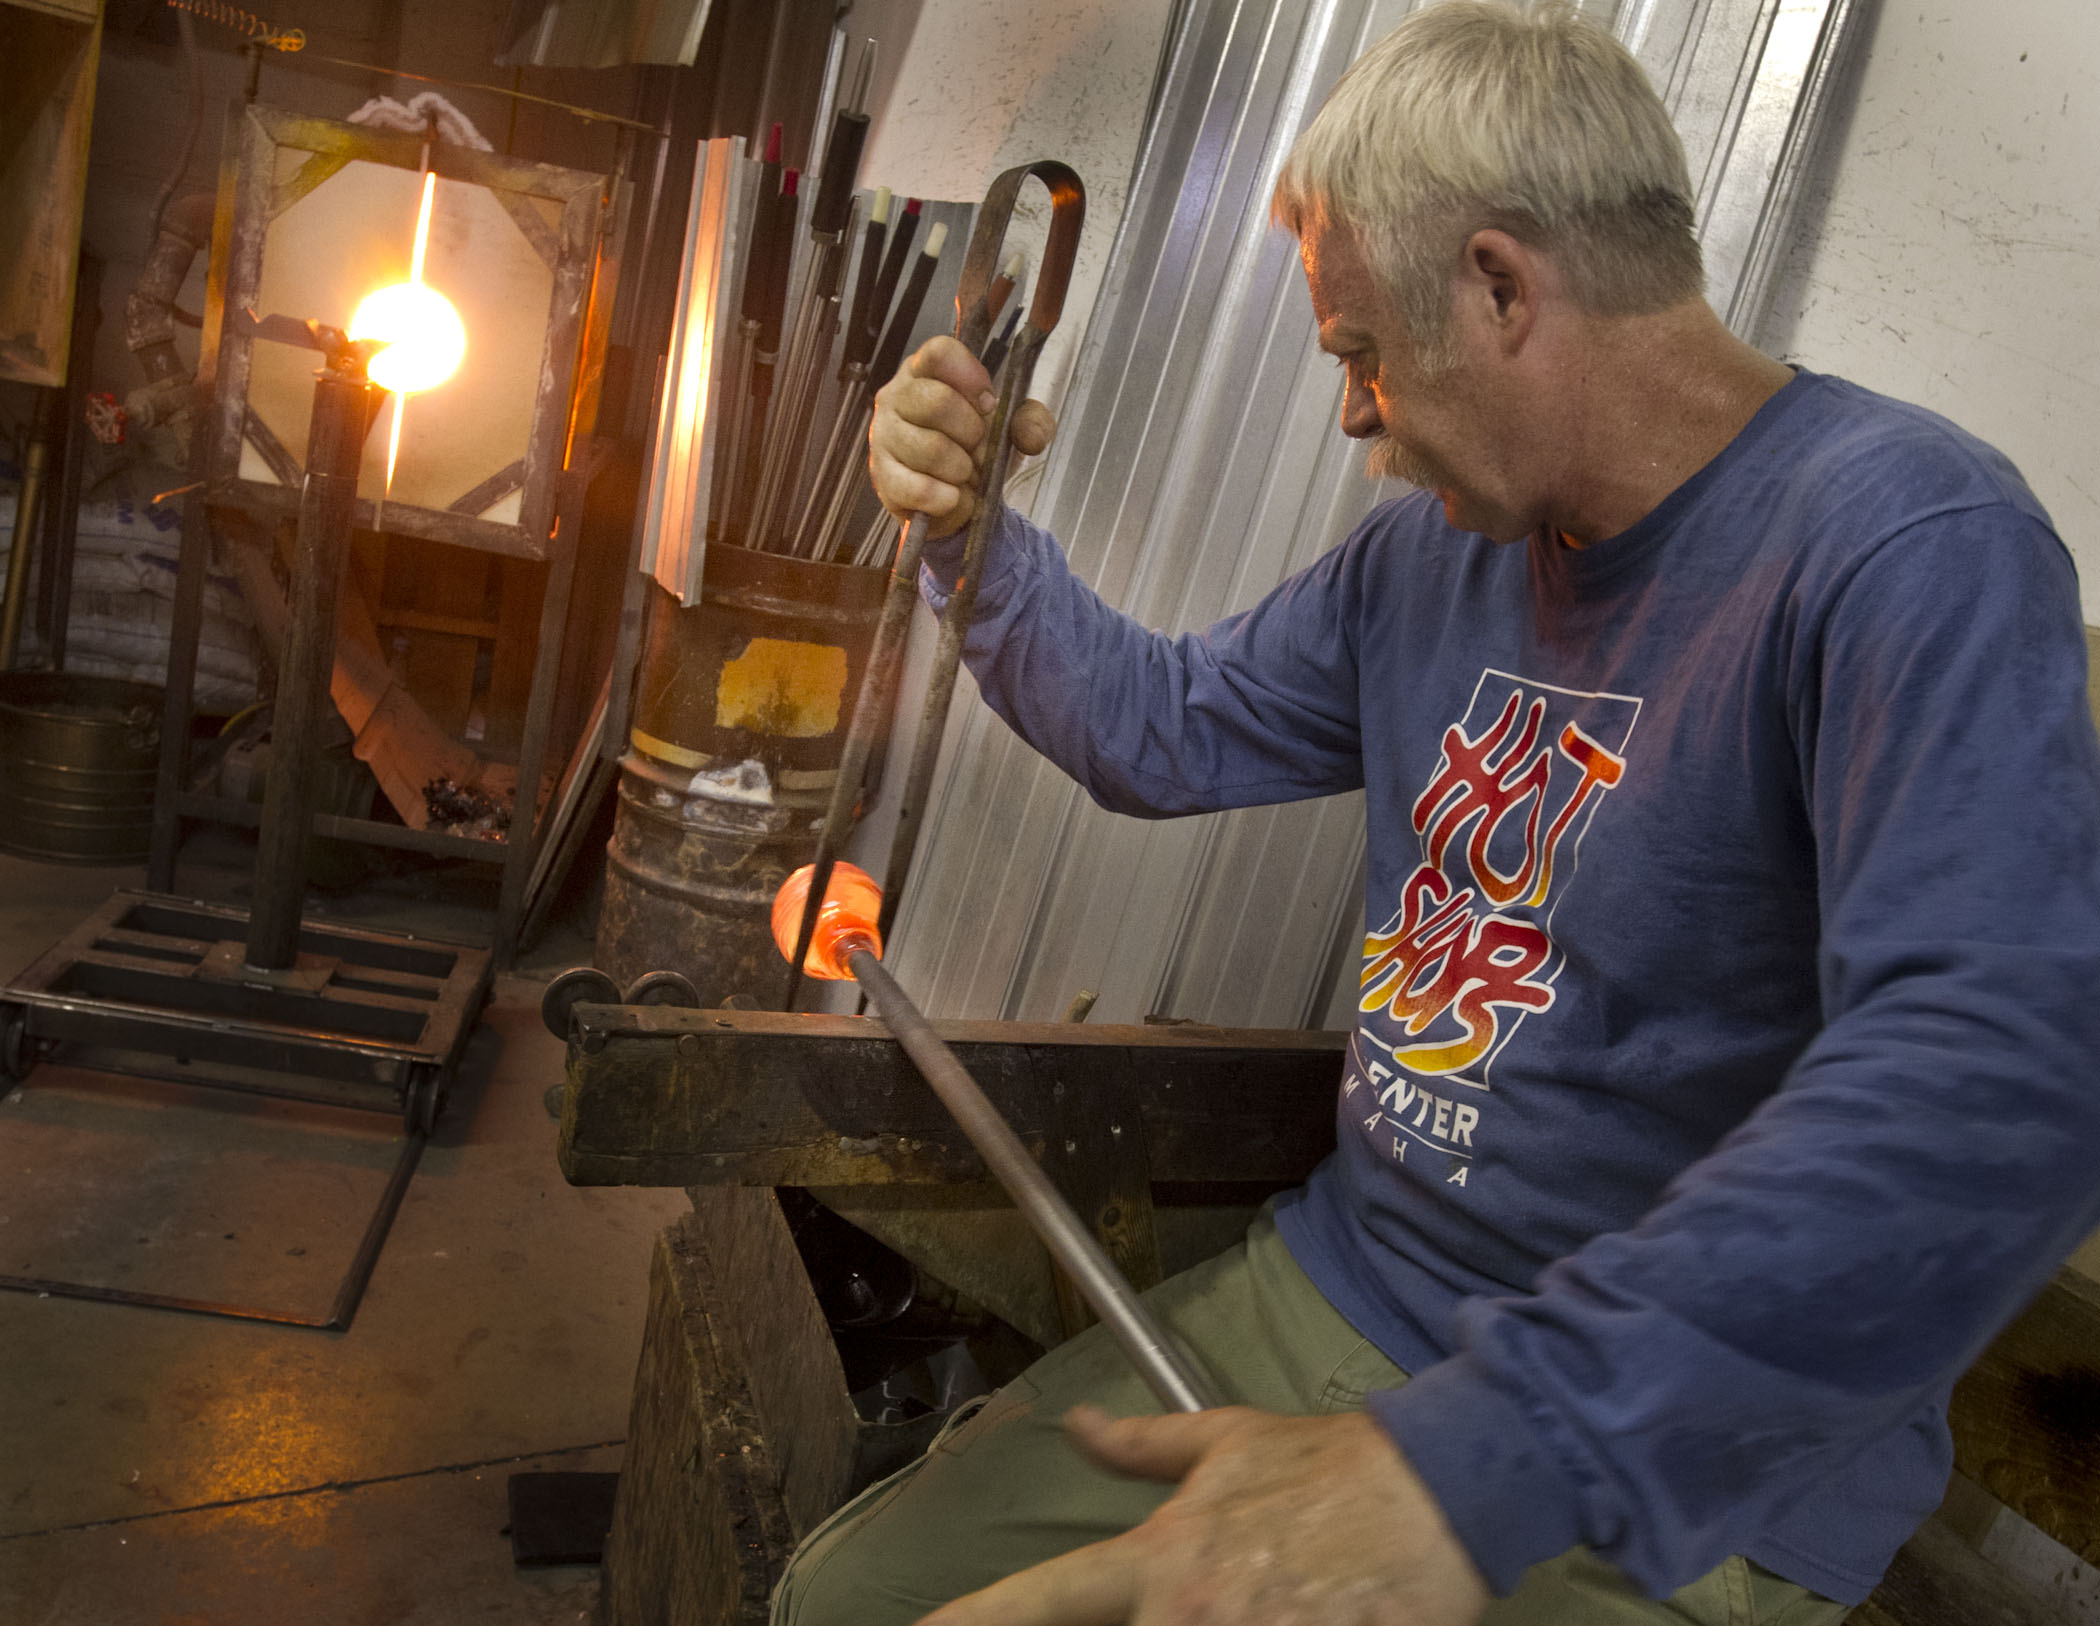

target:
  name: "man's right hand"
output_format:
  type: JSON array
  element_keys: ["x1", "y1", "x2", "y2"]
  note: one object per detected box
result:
[{"x1": 869, "y1": 335, "x2": 1057, "y2": 539}]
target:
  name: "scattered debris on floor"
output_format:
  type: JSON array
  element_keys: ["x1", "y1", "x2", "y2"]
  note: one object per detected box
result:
[{"x1": 424, "y1": 777, "x2": 512, "y2": 839}]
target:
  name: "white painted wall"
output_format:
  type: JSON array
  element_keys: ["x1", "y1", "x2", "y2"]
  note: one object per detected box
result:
[
  {"x1": 839, "y1": 0, "x2": 1178, "y2": 415},
  {"x1": 1761, "y1": 0, "x2": 2100, "y2": 619}
]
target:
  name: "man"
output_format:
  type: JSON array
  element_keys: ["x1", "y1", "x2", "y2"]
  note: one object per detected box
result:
[{"x1": 775, "y1": 4, "x2": 2100, "y2": 1622}]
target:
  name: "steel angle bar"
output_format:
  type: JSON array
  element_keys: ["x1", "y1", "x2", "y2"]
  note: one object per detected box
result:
[{"x1": 0, "y1": 1107, "x2": 430, "y2": 1332}]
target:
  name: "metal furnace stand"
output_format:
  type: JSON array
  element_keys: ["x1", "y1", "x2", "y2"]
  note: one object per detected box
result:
[{"x1": 0, "y1": 888, "x2": 491, "y2": 1330}]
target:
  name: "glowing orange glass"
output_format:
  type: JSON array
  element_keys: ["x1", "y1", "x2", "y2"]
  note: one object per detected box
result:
[{"x1": 771, "y1": 862, "x2": 883, "y2": 979}]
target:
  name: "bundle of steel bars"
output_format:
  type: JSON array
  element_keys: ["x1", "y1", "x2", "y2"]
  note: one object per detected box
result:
[{"x1": 638, "y1": 44, "x2": 1031, "y2": 602}]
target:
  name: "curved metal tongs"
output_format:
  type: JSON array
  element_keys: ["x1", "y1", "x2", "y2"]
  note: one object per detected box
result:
[{"x1": 785, "y1": 161, "x2": 1085, "y2": 1008}]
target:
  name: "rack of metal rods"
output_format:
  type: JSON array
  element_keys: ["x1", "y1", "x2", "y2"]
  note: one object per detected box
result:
[{"x1": 641, "y1": 42, "x2": 1034, "y2": 577}]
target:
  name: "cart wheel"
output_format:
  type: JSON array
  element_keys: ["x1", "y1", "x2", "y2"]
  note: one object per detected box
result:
[
  {"x1": 404, "y1": 1065, "x2": 445, "y2": 1137},
  {"x1": 540, "y1": 966, "x2": 622, "y2": 1039},
  {"x1": 624, "y1": 969, "x2": 700, "y2": 1009},
  {"x1": 0, "y1": 1004, "x2": 31, "y2": 1082}
]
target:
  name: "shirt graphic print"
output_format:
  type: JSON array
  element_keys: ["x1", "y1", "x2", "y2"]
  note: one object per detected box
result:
[{"x1": 1345, "y1": 669, "x2": 1640, "y2": 1185}]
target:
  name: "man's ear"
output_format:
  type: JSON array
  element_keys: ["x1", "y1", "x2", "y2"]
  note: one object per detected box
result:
[{"x1": 1457, "y1": 228, "x2": 1539, "y2": 353}]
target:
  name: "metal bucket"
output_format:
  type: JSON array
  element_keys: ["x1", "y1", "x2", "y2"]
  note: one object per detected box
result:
[
  {"x1": 596, "y1": 547, "x2": 887, "y2": 1005},
  {"x1": 0, "y1": 673, "x2": 163, "y2": 865}
]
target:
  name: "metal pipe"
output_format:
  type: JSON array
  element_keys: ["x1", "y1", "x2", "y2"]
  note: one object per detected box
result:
[
  {"x1": 845, "y1": 943, "x2": 1220, "y2": 1415},
  {"x1": 782, "y1": 511, "x2": 935, "y2": 1007},
  {"x1": 876, "y1": 325, "x2": 1041, "y2": 943},
  {"x1": 245, "y1": 346, "x2": 377, "y2": 969},
  {"x1": 0, "y1": 439, "x2": 49, "y2": 670}
]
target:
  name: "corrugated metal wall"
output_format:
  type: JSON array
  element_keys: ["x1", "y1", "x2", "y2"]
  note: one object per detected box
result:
[{"x1": 883, "y1": 0, "x2": 1864, "y2": 1028}]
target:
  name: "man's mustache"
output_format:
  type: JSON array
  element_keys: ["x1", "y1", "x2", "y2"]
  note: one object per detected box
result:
[{"x1": 1364, "y1": 432, "x2": 1444, "y2": 490}]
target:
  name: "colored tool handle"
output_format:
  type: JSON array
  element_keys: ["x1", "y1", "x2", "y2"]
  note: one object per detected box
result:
[{"x1": 811, "y1": 111, "x2": 870, "y2": 238}]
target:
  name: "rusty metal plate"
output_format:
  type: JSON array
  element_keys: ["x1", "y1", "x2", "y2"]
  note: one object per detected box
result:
[{"x1": 558, "y1": 1006, "x2": 1345, "y2": 1189}]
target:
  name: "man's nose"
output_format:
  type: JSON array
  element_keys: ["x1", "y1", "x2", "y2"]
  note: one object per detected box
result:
[{"x1": 1341, "y1": 375, "x2": 1382, "y2": 440}]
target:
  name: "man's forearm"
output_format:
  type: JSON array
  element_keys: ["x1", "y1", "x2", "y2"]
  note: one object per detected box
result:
[{"x1": 921, "y1": 504, "x2": 1368, "y2": 817}]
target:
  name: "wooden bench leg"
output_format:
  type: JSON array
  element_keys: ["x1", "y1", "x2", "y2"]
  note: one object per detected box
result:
[
  {"x1": 601, "y1": 1188, "x2": 858, "y2": 1626},
  {"x1": 1043, "y1": 1051, "x2": 1162, "y2": 1334}
]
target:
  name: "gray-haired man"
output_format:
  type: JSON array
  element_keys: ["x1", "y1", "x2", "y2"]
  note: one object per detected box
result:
[{"x1": 776, "y1": 4, "x2": 2100, "y2": 1622}]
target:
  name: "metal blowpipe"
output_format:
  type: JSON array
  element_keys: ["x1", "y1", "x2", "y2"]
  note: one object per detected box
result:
[
  {"x1": 771, "y1": 862, "x2": 1222, "y2": 1415},
  {"x1": 782, "y1": 160, "x2": 1084, "y2": 1012}
]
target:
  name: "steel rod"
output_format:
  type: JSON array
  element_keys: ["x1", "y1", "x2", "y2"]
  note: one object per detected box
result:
[
  {"x1": 323, "y1": 1117, "x2": 429, "y2": 1329},
  {"x1": 782, "y1": 510, "x2": 934, "y2": 1009},
  {"x1": 147, "y1": 483, "x2": 213, "y2": 891},
  {"x1": 846, "y1": 944, "x2": 1219, "y2": 1414},
  {"x1": 790, "y1": 374, "x2": 868, "y2": 556},
  {"x1": 491, "y1": 514, "x2": 580, "y2": 968},
  {"x1": 713, "y1": 320, "x2": 759, "y2": 541},
  {"x1": 749, "y1": 224, "x2": 844, "y2": 549},
  {"x1": 810, "y1": 396, "x2": 874, "y2": 562},
  {"x1": 877, "y1": 325, "x2": 1041, "y2": 943},
  {"x1": 246, "y1": 355, "x2": 375, "y2": 969},
  {"x1": 0, "y1": 438, "x2": 48, "y2": 670}
]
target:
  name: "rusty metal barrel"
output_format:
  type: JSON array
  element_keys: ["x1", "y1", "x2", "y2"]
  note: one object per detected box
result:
[
  {"x1": 596, "y1": 545, "x2": 887, "y2": 1007},
  {"x1": 0, "y1": 673, "x2": 163, "y2": 865}
]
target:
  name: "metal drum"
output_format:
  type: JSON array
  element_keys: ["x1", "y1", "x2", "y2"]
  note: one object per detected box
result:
[
  {"x1": 0, "y1": 673, "x2": 163, "y2": 865},
  {"x1": 596, "y1": 546, "x2": 887, "y2": 1006}
]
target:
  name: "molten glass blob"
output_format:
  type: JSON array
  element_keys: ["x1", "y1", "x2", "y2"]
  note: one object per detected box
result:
[
  {"x1": 349, "y1": 281, "x2": 466, "y2": 393},
  {"x1": 771, "y1": 861, "x2": 883, "y2": 980}
]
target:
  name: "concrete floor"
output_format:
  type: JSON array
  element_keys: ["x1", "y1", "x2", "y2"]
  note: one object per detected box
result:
[{"x1": 0, "y1": 840, "x2": 692, "y2": 1625}]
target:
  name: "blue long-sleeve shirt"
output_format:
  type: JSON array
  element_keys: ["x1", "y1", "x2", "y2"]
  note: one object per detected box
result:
[{"x1": 921, "y1": 368, "x2": 2100, "y2": 1603}]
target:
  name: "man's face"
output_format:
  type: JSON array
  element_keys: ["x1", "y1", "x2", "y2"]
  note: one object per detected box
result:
[{"x1": 1299, "y1": 218, "x2": 1526, "y2": 539}]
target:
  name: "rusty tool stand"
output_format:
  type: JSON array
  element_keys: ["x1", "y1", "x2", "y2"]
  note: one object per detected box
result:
[
  {"x1": 0, "y1": 333, "x2": 489, "y2": 1332},
  {"x1": 0, "y1": 101, "x2": 637, "y2": 1327}
]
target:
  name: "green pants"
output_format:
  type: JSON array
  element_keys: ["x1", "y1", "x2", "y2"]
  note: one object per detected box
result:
[{"x1": 774, "y1": 1208, "x2": 1850, "y2": 1626}]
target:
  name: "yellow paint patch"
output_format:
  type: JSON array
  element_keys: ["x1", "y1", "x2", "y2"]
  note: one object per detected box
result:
[{"x1": 716, "y1": 638, "x2": 848, "y2": 738}]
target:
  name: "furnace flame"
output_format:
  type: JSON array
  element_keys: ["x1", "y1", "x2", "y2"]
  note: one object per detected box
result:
[
  {"x1": 349, "y1": 169, "x2": 463, "y2": 509},
  {"x1": 350, "y1": 171, "x2": 464, "y2": 392},
  {"x1": 351, "y1": 280, "x2": 464, "y2": 393}
]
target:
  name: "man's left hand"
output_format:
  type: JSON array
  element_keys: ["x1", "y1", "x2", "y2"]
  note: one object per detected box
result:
[{"x1": 917, "y1": 1405, "x2": 1491, "y2": 1626}]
